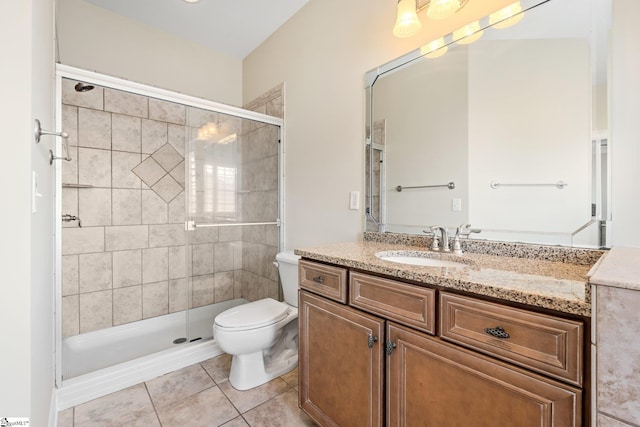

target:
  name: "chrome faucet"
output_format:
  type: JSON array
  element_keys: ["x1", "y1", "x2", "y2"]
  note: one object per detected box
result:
[
  {"x1": 428, "y1": 226, "x2": 450, "y2": 252},
  {"x1": 452, "y1": 224, "x2": 481, "y2": 255}
]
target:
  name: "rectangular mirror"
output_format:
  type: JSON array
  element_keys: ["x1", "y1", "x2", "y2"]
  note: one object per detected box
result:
[{"x1": 365, "y1": 0, "x2": 611, "y2": 248}]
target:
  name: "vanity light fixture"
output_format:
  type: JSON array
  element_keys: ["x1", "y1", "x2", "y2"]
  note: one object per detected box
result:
[
  {"x1": 393, "y1": 0, "x2": 423, "y2": 38},
  {"x1": 489, "y1": 1, "x2": 524, "y2": 29},
  {"x1": 426, "y1": 0, "x2": 469, "y2": 20},
  {"x1": 183, "y1": 0, "x2": 200, "y2": 3},
  {"x1": 453, "y1": 21, "x2": 484, "y2": 44},
  {"x1": 420, "y1": 37, "x2": 448, "y2": 58}
]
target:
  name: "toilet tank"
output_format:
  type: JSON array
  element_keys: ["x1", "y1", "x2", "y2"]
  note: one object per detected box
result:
[{"x1": 276, "y1": 251, "x2": 301, "y2": 307}]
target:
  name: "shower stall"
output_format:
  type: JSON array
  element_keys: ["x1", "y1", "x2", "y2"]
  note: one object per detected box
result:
[{"x1": 54, "y1": 66, "x2": 284, "y2": 405}]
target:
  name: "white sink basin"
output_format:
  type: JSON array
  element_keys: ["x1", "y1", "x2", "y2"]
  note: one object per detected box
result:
[{"x1": 375, "y1": 251, "x2": 470, "y2": 269}]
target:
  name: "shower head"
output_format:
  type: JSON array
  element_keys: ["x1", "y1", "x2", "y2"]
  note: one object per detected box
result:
[{"x1": 74, "y1": 82, "x2": 95, "y2": 92}]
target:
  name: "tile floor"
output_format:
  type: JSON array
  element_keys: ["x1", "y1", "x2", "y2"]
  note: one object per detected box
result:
[{"x1": 57, "y1": 354, "x2": 316, "y2": 426}]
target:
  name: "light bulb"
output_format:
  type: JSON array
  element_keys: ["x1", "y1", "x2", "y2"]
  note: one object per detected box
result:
[
  {"x1": 420, "y1": 38, "x2": 448, "y2": 58},
  {"x1": 427, "y1": 0, "x2": 465, "y2": 20},
  {"x1": 393, "y1": 0, "x2": 422, "y2": 38},
  {"x1": 453, "y1": 21, "x2": 483, "y2": 45},
  {"x1": 489, "y1": 2, "x2": 524, "y2": 29}
]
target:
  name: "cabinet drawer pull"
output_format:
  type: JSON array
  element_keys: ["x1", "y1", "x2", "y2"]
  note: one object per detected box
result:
[
  {"x1": 368, "y1": 334, "x2": 378, "y2": 348},
  {"x1": 386, "y1": 341, "x2": 397, "y2": 355},
  {"x1": 312, "y1": 276, "x2": 324, "y2": 284},
  {"x1": 484, "y1": 326, "x2": 510, "y2": 339}
]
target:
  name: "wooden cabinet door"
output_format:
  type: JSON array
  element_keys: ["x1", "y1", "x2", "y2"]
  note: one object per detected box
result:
[
  {"x1": 299, "y1": 290, "x2": 384, "y2": 427},
  {"x1": 387, "y1": 322, "x2": 582, "y2": 427}
]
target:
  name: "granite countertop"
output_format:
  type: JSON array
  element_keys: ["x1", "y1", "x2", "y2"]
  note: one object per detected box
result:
[
  {"x1": 589, "y1": 247, "x2": 640, "y2": 291},
  {"x1": 295, "y1": 240, "x2": 597, "y2": 316}
]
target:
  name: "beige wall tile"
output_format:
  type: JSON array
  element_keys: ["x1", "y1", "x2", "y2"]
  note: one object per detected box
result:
[
  {"x1": 112, "y1": 151, "x2": 142, "y2": 189},
  {"x1": 113, "y1": 249, "x2": 142, "y2": 288},
  {"x1": 192, "y1": 274, "x2": 214, "y2": 307},
  {"x1": 79, "y1": 188, "x2": 112, "y2": 226},
  {"x1": 149, "y1": 98, "x2": 186, "y2": 126},
  {"x1": 169, "y1": 161, "x2": 185, "y2": 188},
  {"x1": 190, "y1": 226, "x2": 219, "y2": 245},
  {"x1": 168, "y1": 191, "x2": 186, "y2": 223},
  {"x1": 78, "y1": 147, "x2": 111, "y2": 187},
  {"x1": 214, "y1": 242, "x2": 235, "y2": 272},
  {"x1": 132, "y1": 157, "x2": 166, "y2": 187},
  {"x1": 113, "y1": 285, "x2": 142, "y2": 326},
  {"x1": 62, "y1": 79, "x2": 104, "y2": 110},
  {"x1": 79, "y1": 252, "x2": 112, "y2": 293},
  {"x1": 104, "y1": 88, "x2": 148, "y2": 118},
  {"x1": 151, "y1": 174, "x2": 183, "y2": 203},
  {"x1": 214, "y1": 272, "x2": 234, "y2": 302},
  {"x1": 169, "y1": 278, "x2": 188, "y2": 313},
  {"x1": 168, "y1": 124, "x2": 186, "y2": 156},
  {"x1": 142, "y1": 247, "x2": 169, "y2": 284},
  {"x1": 62, "y1": 104, "x2": 79, "y2": 147},
  {"x1": 112, "y1": 113, "x2": 141, "y2": 153},
  {"x1": 61, "y1": 144, "x2": 78, "y2": 185},
  {"x1": 143, "y1": 281, "x2": 169, "y2": 318},
  {"x1": 192, "y1": 244, "x2": 214, "y2": 276},
  {"x1": 62, "y1": 254, "x2": 79, "y2": 296},
  {"x1": 142, "y1": 190, "x2": 168, "y2": 224},
  {"x1": 78, "y1": 108, "x2": 111, "y2": 149},
  {"x1": 62, "y1": 295, "x2": 79, "y2": 337},
  {"x1": 62, "y1": 227, "x2": 105, "y2": 255},
  {"x1": 149, "y1": 224, "x2": 185, "y2": 247},
  {"x1": 79, "y1": 290, "x2": 113, "y2": 333},
  {"x1": 105, "y1": 225, "x2": 149, "y2": 251},
  {"x1": 169, "y1": 245, "x2": 186, "y2": 279},
  {"x1": 152, "y1": 143, "x2": 183, "y2": 172},
  {"x1": 142, "y1": 119, "x2": 168, "y2": 154},
  {"x1": 112, "y1": 189, "x2": 142, "y2": 225}
]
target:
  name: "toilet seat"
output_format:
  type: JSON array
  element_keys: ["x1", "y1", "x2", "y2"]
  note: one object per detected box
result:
[{"x1": 214, "y1": 298, "x2": 289, "y2": 331}]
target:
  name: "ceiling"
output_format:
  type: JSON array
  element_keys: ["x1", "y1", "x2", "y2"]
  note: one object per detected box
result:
[{"x1": 82, "y1": 0, "x2": 311, "y2": 59}]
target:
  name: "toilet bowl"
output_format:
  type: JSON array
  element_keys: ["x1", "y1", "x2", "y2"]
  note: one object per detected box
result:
[{"x1": 213, "y1": 251, "x2": 300, "y2": 390}]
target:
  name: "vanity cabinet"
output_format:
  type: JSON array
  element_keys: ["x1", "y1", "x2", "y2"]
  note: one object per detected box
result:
[{"x1": 298, "y1": 260, "x2": 586, "y2": 427}]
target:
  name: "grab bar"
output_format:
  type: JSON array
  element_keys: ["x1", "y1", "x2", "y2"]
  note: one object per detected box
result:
[
  {"x1": 395, "y1": 182, "x2": 455, "y2": 192},
  {"x1": 490, "y1": 181, "x2": 567, "y2": 189}
]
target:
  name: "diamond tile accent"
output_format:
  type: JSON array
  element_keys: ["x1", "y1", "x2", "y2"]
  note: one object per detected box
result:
[
  {"x1": 152, "y1": 143, "x2": 183, "y2": 172},
  {"x1": 169, "y1": 160, "x2": 185, "y2": 188},
  {"x1": 132, "y1": 157, "x2": 166, "y2": 187},
  {"x1": 131, "y1": 143, "x2": 185, "y2": 202},
  {"x1": 152, "y1": 174, "x2": 183, "y2": 203}
]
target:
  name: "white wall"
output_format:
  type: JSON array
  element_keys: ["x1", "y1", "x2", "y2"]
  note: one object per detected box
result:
[
  {"x1": 57, "y1": 0, "x2": 242, "y2": 106},
  {"x1": 243, "y1": 0, "x2": 517, "y2": 250},
  {"x1": 0, "y1": 0, "x2": 56, "y2": 423},
  {"x1": 610, "y1": 0, "x2": 640, "y2": 247}
]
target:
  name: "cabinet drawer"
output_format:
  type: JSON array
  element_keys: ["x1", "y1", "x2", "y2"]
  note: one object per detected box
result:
[
  {"x1": 299, "y1": 260, "x2": 348, "y2": 303},
  {"x1": 350, "y1": 272, "x2": 436, "y2": 334},
  {"x1": 440, "y1": 292, "x2": 584, "y2": 386}
]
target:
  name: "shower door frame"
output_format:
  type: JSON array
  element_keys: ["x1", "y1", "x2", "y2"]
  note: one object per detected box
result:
[{"x1": 54, "y1": 64, "x2": 285, "y2": 388}]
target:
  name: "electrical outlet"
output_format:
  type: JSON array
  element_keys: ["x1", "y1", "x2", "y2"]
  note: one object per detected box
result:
[
  {"x1": 350, "y1": 191, "x2": 360, "y2": 210},
  {"x1": 452, "y1": 198, "x2": 462, "y2": 212}
]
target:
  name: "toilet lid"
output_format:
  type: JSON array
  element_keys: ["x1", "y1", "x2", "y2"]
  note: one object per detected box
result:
[{"x1": 214, "y1": 298, "x2": 289, "y2": 330}]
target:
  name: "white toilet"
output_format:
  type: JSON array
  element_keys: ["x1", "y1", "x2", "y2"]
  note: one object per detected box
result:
[{"x1": 213, "y1": 251, "x2": 300, "y2": 390}]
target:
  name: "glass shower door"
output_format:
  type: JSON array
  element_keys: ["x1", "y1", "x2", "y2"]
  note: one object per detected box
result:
[{"x1": 184, "y1": 106, "x2": 282, "y2": 342}]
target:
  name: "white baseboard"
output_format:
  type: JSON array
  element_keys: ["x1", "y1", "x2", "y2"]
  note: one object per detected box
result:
[{"x1": 56, "y1": 340, "x2": 222, "y2": 410}]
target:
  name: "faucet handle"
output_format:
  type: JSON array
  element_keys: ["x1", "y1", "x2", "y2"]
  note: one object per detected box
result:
[
  {"x1": 425, "y1": 226, "x2": 440, "y2": 251},
  {"x1": 456, "y1": 224, "x2": 481, "y2": 237}
]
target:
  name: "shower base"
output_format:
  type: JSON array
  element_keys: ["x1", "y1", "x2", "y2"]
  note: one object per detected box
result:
[{"x1": 62, "y1": 298, "x2": 247, "y2": 380}]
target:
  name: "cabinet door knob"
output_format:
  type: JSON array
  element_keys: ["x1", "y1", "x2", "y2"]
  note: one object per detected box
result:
[
  {"x1": 484, "y1": 326, "x2": 510, "y2": 339},
  {"x1": 312, "y1": 276, "x2": 324, "y2": 284},
  {"x1": 386, "y1": 341, "x2": 397, "y2": 355},
  {"x1": 368, "y1": 334, "x2": 378, "y2": 348}
]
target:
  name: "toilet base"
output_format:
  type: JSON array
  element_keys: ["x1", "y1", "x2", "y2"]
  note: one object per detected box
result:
[{"x1": 228, "y1": 320, "x2": 299, "y2": 390}]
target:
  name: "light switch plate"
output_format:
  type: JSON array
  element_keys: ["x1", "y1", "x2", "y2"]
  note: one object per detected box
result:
[{"x1": 349, "y1": 191, "x2": 360, "y2": 210}]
